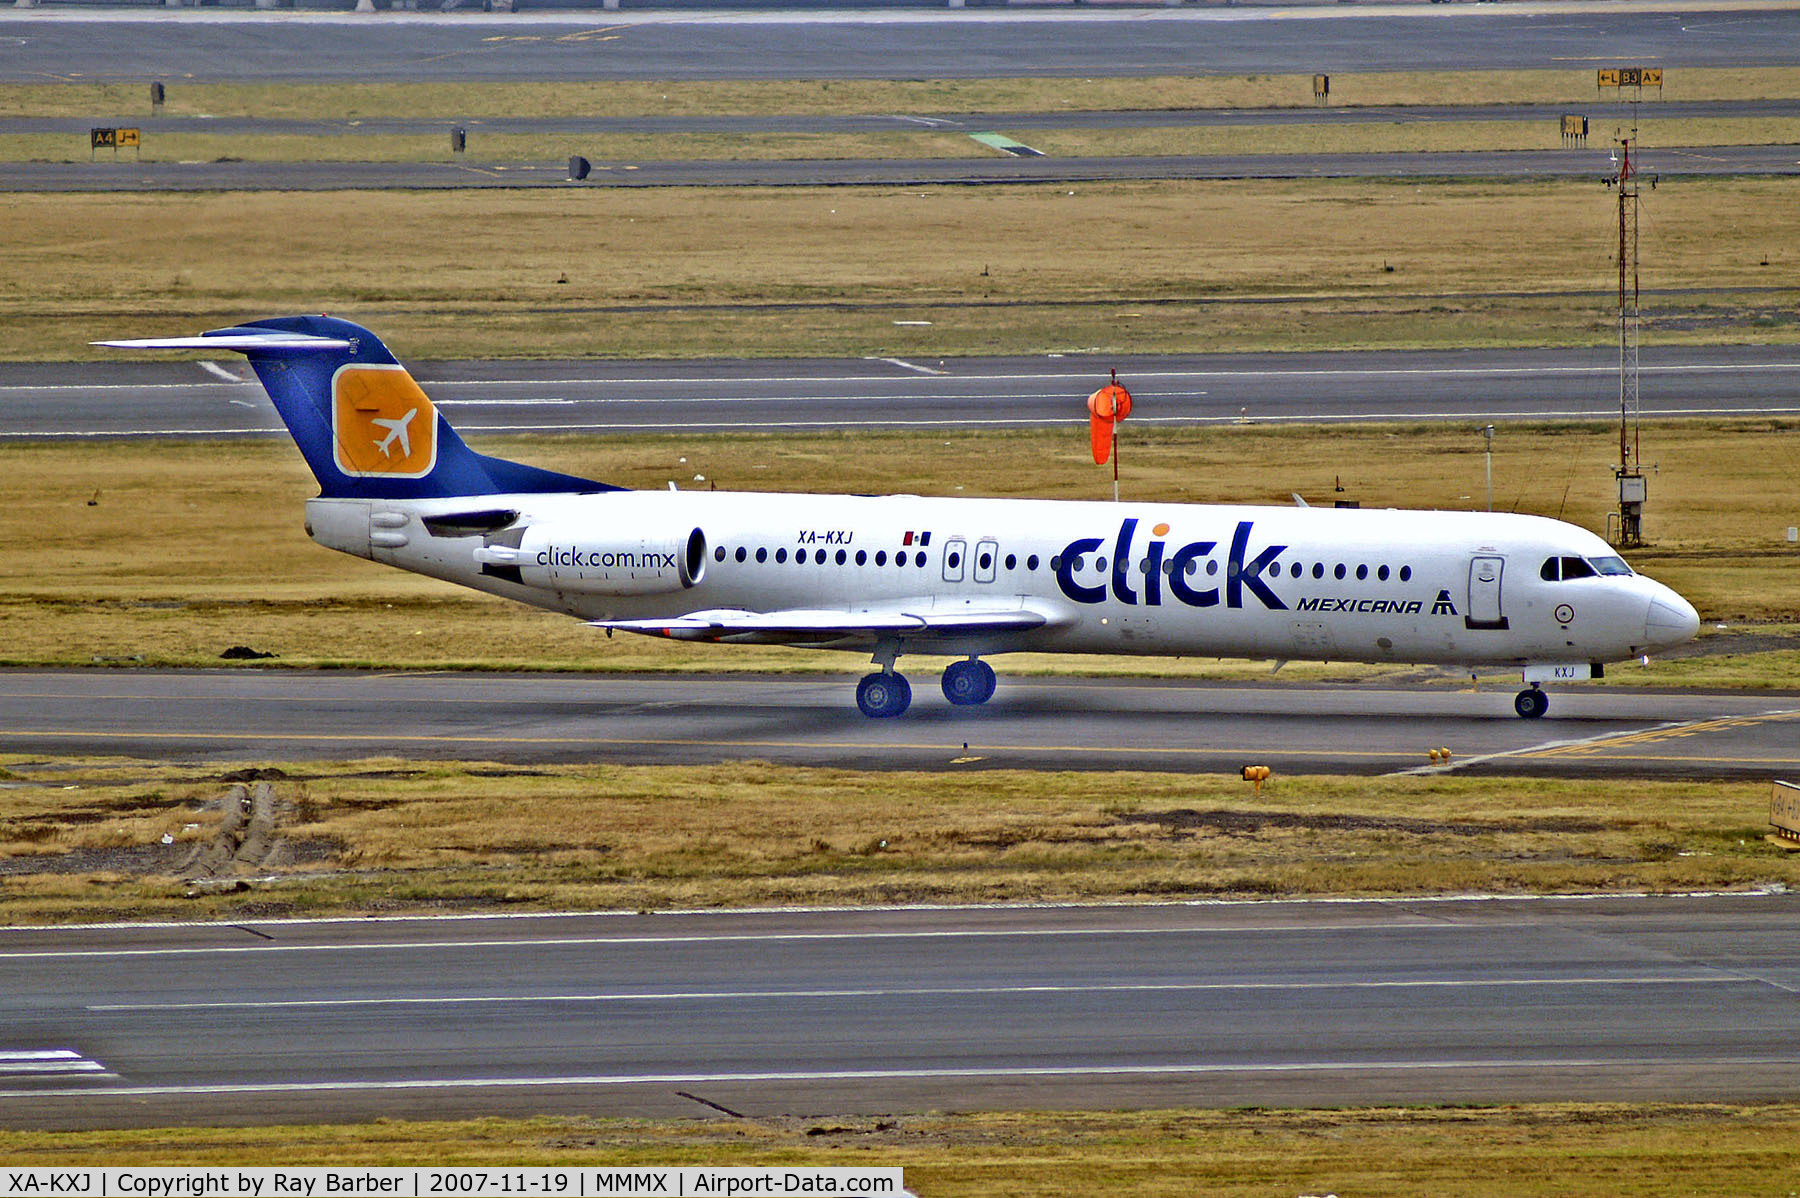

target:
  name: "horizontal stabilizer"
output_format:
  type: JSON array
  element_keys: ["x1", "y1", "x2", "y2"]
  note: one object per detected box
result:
[
  {"x1": 97, "y1": 316, "x2": 611, "y2": 501},
  {"x1": 94, "y1": 334, "x2": 353, "y2": 352}
]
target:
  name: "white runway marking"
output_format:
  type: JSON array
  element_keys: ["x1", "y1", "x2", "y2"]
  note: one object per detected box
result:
[
  {"x1": 433, "y1": 398, "x2": 577, "y2": 407},
  {"x1": 8, "y1": 403, "x2": 1800, "y2": 441},
  {"x1": 867, "y1": 357, "x2": 946, "y2": 375},
  {"x1": 0, "y1": 1050, "x2": 115, "y2": 1081},
  {"x1": 7, "y1": 360, "x2": 1798, "y2": 398},
  {"x1": 87, "y1": 973, "x2": 1744, "y2": 1013},
  {"x1": 8, "y1": 1054, "x2": 1798, "y2": 1104}
]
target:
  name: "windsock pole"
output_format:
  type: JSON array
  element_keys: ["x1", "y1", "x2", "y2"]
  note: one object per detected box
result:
[
  {"x1": 1086, "y1": 370, "x2": 1133, "y2": 502},
  {"x1": 1111, "y1": 369, "x2": 1120, "y2": 502}
]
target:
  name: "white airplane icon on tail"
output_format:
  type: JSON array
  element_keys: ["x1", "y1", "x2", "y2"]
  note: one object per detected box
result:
[{"x1": 372, "y1": 407, "x2": 418, "y2": 458}]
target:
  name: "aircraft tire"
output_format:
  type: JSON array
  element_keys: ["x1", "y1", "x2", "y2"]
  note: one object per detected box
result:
[
  {"x1": 941, "y1": 659, "x2": 997, "y2": 706},
  {"x1": 1514, "y1": 687, "x2": 1549, "y2": 719},
  {"x1": 857, "y1": 671, "x2": 912, "y2": 718}
]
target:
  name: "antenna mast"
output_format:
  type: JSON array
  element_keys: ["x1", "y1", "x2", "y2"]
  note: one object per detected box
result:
[{"x1": 1612, "y1": 97, "x2": 1646, "y2": 547}]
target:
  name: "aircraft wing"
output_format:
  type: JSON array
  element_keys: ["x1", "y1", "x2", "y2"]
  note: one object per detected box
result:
[{"x1": 591, "y1": 604, "x2": 1065, "y2": 648}]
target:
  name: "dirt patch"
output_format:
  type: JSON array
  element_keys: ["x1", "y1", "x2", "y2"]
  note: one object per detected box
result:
[
  {"x1": 0, "y1": 841, "x2": 192, "y2": 877},
  {"x1": 218, "y1": 766, "x2": 293, "y2": 783},
  {"x1": 0, "y1": 781, "x2": 337, "y2": 879},
  {"x1": 1118, "y1": 808, "x2": 1614, "y2": 839}
]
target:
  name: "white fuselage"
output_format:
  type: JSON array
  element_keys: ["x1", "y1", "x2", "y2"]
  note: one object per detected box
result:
[{"x1": 304, "y1": 488, "x2": 1698, "y2": 671}]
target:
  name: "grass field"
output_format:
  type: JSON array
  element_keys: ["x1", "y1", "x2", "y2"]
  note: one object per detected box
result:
[
  {"x1": 4, "y1": 1104, "x2": 1800, "y2": 1196},
  {"x1": 8, "y1": 177, "x2": 1799, "y2": 362},
  {"x1": 7, "y1": 68, "x2": 1800, "y2": 121},
  {"x1": 1, "y1": 421, "x2": 1796, "y2": 678},
  {"x1": 3, "y1": 756, "x2": 1795, "y2": 923}
]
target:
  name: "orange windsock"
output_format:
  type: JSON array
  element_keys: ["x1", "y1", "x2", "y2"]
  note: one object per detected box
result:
[{"x1": 1087, "y1": 382, "x2": 1133, "y2": 465}]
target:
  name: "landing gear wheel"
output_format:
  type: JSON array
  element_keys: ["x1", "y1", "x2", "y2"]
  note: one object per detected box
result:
[
  {"x1": 1514, "y1": 686, "x2": 1549, "y2": 720},
  {"x1": 941, "y1": 659, "x2": 997, "y2": 706},
  {"x1": 856, "y1": 671, "x2": 912, "y2": 718}
]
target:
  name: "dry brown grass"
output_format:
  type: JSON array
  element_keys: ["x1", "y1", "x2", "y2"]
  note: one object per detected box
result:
[
  {"x1": 8, "y1": 176, "x2": 1798, "y2": 362},
  {"x1": 1, "y1": 758, "x2": 1793, "y2": 925},
  {"x1": 5, "y1": 67, "x2": 1798, "y2": 121},
  {"x1": 3, "y1": 1103, "x2": 1800, "y2": 1196}
]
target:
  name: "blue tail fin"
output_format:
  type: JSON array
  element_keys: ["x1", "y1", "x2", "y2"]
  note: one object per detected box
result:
[{"x1": 105, "y1": 315, "x2": 611, "y2": 500}]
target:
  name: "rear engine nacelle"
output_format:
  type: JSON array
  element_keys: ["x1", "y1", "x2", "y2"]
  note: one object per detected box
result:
[{"x1": 487, "y1": 524, "x2": 708, "y2": 595}]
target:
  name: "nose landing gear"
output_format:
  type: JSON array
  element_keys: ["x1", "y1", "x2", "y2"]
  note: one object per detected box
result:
[{"x1": 1514, "y1": 684, "x2": 1549, "y2": 719}]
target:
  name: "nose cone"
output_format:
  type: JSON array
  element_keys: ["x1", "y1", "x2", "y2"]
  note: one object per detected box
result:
[{"x1": 1645, "y1": 589, "x2": 1700, "y2": 651}]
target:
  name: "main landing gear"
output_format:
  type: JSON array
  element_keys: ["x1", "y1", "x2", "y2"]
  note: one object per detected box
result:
[
  {"x1": 854, "y1": 657, "x2": 997, "y2": 718},
  {"x1": 941, "y1": 658, "x2": 997, "y2": 706},
  {"x1": 856, "y1": 671, "x2": 912, "y2": 718},
  {"x1": 1514, "y1": 684, "x2": 1550, "y2": 720}
]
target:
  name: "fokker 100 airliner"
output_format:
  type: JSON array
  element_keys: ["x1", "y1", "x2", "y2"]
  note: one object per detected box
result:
[{"x1": 103, "y1": 316, "x2": 1700, "y2": 719}]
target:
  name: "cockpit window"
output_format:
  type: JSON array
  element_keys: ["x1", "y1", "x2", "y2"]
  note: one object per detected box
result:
[
  {"x1": 1542, "y1": 555, "x2": 1629, "y2": 582},
  {"x1": 1559, "y1": 556, "x2": 1597, "y2": 580}
]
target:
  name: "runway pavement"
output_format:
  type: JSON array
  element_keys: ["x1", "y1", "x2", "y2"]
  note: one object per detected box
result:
[
  {"x1": 4, "y1": 894, "x2": 1798, "y2": 1129},
  {"x1": 2, "y1": 669, "x2": 1796, "y2": 778},
  {"x1": 4, "y1": 4, "x2": 1798, "y2": 82},
  {"x1": 11, "y1": 343, "x2": 1800, "y2": 439}
]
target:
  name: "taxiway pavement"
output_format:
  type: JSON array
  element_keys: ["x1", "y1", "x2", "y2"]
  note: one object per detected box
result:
[
  {"x1": 2, "y1": 669, "x2": 1796, "y2": 778},
  {"x1": 10, "y1": 344, "x2": 1800, "y2": 439},
  {"x1": 4, "y1": 4, "x2": 1798, "y2": 82},
  {"x1": 9, "y1": 142, "x2": 1797, "y2": 191}
]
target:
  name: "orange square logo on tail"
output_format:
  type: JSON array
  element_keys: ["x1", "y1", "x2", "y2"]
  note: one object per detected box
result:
[{"x1": 331, "y1": 364, "x2": 438, "y2": 479}]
